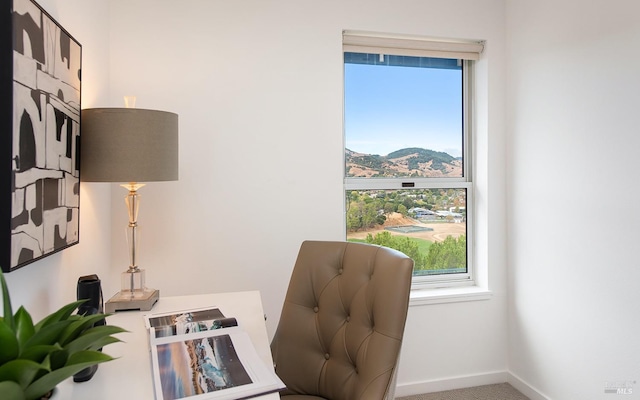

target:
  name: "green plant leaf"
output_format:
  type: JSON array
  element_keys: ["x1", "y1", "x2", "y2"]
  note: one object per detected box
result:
[
  {"x1": 63, "y1": 325, "x2": 126, "y2": 354},
  {"x1": 84, "y1": 335, "x2": 122, "y2": 351},
  {"x1": 47, "y1": 349, "x2": 69, "y2": 371},
  {"x1": 0, "y1": 270, "x2": 15, "y2": 331},
  {"x1": 67, "y1": 349, "x2": 115, "y2": 364},
  {"x1": 0, "y1": 319, "x2": 19, "y2": 364},
  {"x1": 18, "y1": 345, "x2": 61, "y2": 364},
  {"x1": 23, "y1": 320, "x2": 75, "y2": 351},
  {"x1": 0, "y1": 359, "x2": 46, "y2": 389},
  {"x1": 33, "y1": 300, "x2": 85, "y2": 332},
  {"x1": 14, "y1": 306, "x2": 35, "y2": 351},
  {"x1": 0, "y1": 380, "x2": 26, "y2": 400},
  {"x1": 58, "y1": 313, "x2": 109, "y2": 346},
  {"x1": 24, "y1": 350, "x2": 113, "y2": 400}
]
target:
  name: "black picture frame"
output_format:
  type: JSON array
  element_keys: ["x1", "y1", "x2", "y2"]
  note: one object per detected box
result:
[{"x1": 1, "y1": 0, "x2": 82, "y2": 272}]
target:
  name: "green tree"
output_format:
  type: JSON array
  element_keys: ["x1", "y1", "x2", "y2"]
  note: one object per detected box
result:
[
  {"x1": 348, "y1": 190, "x2": 360, "y2": 202},
  {"x1": 402, "y1": 197, "x2": 414, "y2": 210},
  {"x1": 425, "y1": 235, "x2": 466, "y2": 270},
  {"x1": 383, "y1": 202, "x2": 396, "y2": 214},
  {"x1": 346, "y1": 201, "x2": 364, "y2": 231},
  {"x1": 365, "y1": 231, "x2": 427, "y2": 270},
  {"x1": 347, "y1": 200, "x2": 383, "y2": 232}
]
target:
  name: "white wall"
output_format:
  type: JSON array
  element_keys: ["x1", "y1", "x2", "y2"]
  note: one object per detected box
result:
[
  {"x1": 3, "y1": 0, "x2": 508, "y2": 395},
  {"x1": 506, "y1": 1, "x2": 640, "y2": 398},
  {"x1": 3, "y1": 0, "x2": 115, "y2": 322},
  {"x1": 105, "y1": 0, "x2": 508, "y2": 394},
  {"x1": 7, "y1": 1, "x2": 638, "y2": 398}
]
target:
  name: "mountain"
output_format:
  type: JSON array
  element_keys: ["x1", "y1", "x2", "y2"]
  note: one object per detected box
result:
[{"x1": 346, "y1": 147, "x2": 462, "y2": 178}]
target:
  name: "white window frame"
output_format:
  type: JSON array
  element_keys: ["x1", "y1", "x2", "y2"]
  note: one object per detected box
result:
[{"x1": 342, "y1": 32, "x2": 481, "y2": 289}]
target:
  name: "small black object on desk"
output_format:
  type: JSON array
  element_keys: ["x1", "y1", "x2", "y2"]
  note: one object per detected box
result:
[{"x1": 73, "y1": 274, "x2": 105, "y2": 383}]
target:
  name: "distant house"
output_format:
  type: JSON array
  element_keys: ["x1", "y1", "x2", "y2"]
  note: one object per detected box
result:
[
  {"x1": 435, "y1": 210, "x2": 464, "y2": 223},
  {"x1": 409, "y1": 207, "x2": 437, "y2": 219}
]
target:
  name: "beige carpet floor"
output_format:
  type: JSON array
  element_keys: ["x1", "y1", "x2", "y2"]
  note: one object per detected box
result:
[{"x1": 396, "y1": 383, "x2": 530, "y2": 400}]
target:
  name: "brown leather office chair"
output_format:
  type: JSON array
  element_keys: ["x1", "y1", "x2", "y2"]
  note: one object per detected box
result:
[{"x1": 271, "y1": 240, "x2": 414, "y2": 400}]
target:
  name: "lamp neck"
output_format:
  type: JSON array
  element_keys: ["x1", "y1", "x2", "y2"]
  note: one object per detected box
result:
[{"x1": 122, "y1": 183, "x2": 145, "y2": 272}]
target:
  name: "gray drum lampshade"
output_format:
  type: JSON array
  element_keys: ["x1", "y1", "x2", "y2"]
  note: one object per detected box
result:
[{"x1": 81, "y1": 108, "x2": 179, "y2": 183}]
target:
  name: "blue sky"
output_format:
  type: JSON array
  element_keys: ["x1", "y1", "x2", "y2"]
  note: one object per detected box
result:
[{"x1": 344, "y1": 63, "x2": 462, "y2": 157}]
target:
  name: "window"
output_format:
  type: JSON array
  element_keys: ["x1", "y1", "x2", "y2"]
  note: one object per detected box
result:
[{"x1": 343, "y1": 32, "x2": 482, "y2": 287}]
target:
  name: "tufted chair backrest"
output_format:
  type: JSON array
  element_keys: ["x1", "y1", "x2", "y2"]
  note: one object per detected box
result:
[{"x1": 271, "y1": 240, "x2": 414, "y2": 400}]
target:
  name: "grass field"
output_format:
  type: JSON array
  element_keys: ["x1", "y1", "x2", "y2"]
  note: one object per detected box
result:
[{"x1": 348, "y1": 236, "x2": 432, "y2": 252}]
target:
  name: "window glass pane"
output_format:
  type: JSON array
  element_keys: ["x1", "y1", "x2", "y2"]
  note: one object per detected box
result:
[
  {"x1": 344, "y1": 53, "x2": 463, "y2": 178},
  {"x1": 346, "y1": 189, "x2": 467, "y2": 276}
]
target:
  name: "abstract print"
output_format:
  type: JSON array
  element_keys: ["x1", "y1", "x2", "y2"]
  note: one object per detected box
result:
[{"x1": 6, "y1": 0, "x2": 81, "y2": 271}]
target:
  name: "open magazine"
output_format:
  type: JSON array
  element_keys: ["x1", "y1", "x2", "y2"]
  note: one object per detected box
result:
[
  {"x1": 144, "y1": 306, "x2": 238, "y2": 338},
  {"x1": 143, "y1": 307, "x2": 285, "y2": 400}
]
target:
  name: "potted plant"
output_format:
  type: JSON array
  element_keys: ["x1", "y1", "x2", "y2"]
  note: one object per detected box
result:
[{"x1": 0, "y1": 270, "x2": 125, "y2": 400}]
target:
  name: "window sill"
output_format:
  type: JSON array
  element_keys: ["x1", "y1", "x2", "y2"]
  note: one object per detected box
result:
[{"x1": 409, "y1": 285, "x2": 492, "y2": 306}]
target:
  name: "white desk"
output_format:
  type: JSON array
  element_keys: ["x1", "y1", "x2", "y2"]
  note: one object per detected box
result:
[{"x1": 57, "y1": 291, "x2": 280, "y2": 399}]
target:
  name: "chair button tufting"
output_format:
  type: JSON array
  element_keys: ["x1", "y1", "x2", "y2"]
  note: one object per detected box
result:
[
  {"x1": 324, "y1": 353, "x2": 330, "y2": 360},
  {"x1": 338, "y1": 268, "x2": 343, "y2": 274},
  {"x1": 313, "y1": 306, "x2": 319, "y2": 313},
  {"x1": 346, "y1": 316, "x2": 351, "y2": 322}
]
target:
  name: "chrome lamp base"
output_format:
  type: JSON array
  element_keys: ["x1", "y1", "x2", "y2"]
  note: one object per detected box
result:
[{"x1": 105, "y1": 288, "x2": 159, "y2": 313}]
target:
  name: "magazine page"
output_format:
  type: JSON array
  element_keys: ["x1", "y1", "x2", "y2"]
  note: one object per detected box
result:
[
  {"x1": 149, "y1": 327, "x2": 285, "y2": 400},
  {"x1": 144, "y1": 306, "x2": 238, "y2": 338}
]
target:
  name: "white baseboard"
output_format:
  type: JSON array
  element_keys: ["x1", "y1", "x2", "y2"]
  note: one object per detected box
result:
[
  {"x1": 394, "y1": 371, "x2": 510, "y2": 397},
  {"x1": 395, "y1": 371, "x2": 549, "y2": 399},
  {"x1": 507, "y1": 371, "x2": 550, "y2": 400}
]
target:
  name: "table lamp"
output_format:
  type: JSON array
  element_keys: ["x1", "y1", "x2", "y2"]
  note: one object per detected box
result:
[{"x1": 81, "y1": 104, "x2": 178, "y2": 312}]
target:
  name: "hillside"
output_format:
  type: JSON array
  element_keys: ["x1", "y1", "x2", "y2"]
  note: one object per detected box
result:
[{"x1": 346, "y1": 147, "x2": 462, "y2": 178}]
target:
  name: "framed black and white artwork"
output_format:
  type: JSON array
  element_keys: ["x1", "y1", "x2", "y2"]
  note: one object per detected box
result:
[{"x1": 1, "y1": 0, "x2": 82, "y2": 272}]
